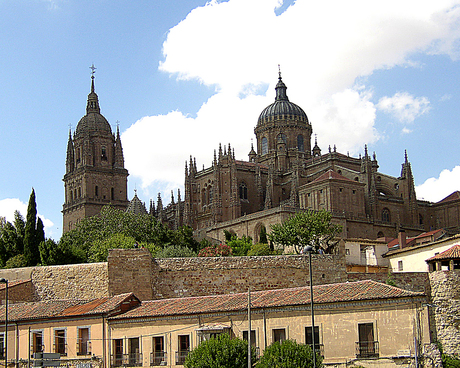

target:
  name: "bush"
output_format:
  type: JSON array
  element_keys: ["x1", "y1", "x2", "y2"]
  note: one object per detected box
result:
[
  {"x1": 5, "y1": 254, "x2": 27, "y2": 268},
  {"x1": 247, "y1": 243, "x2": 272, "y2": 256},
  {"x1": 198, "y1": 243, "x2": 232, "y2": 257},
  {"x1": 257, "y1": 339, "x2": 322, "y2": 368}
]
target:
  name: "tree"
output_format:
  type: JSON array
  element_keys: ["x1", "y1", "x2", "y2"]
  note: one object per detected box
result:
[
  {"x1": 269, "y1": 210, "x2": 342, "y2": 254},
  {"x1": 184, "y1": 333, "x2": 257, "y2": 368},
  {"x1": 227, "y1": 234, "x2": 252, "y2": 256},
  {"x1": 23, "y1": 189, "x2": 42, "y2": 266},
  {"x1": 259, "y1": 225, "x2": 268, "y2": 244},
  {"x1": 247, "y1": 243, "x2": 272, "y2": 256},
  {"x1": 257, "y1": 339, "x2": 322, "y2": 368}
]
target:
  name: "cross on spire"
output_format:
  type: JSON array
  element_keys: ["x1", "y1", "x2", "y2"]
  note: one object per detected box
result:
[
  {"x1": 278, "y1": 64, "x2": 281, "y2": 79},
  {"x1": 90, "y1": 64, "x2": 97, "y2": 78}
]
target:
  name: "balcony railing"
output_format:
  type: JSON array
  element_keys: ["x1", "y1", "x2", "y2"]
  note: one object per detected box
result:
[
  {"x1": 175, "y1": 350, "x2": 190, "y2": 366},
  {"x1": 355, "y1": 341, "x2": 379, "y2": 358},
  {"x1": 150, "y1": 351, "x2": 167, "y2": 366},
  {"x1": 111, "y1": 354, "x2": 126, "y2": 367},
  {"x1": 308, "y1": 344, "x2": 324, "y2": 357},
  {"x1": 128, "y1": 353, "x2": 143, "y2": 367},
  {"x1": 77, "y1": 341, "x2": 92, "y2": 356}
]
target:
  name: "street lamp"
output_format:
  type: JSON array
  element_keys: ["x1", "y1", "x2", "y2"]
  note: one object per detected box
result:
[
  {"x1": 0, "y1": 279, "x2": 7, "y2": 368},
  {"x1": 302, "y1": 246, "x2": 316, "y2": 368}
]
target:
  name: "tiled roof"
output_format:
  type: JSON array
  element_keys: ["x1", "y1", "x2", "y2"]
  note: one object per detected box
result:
[
  {"x1": 311, "y1": 170, "x2": 357, "y2": 184},
  {"x1": 0, "y1": 293, "x2": 137, "y2": 322},
  {"x1": 112, "y1": 280, "x2": 423, "y2": 320},
  {"x1": 0, "y1": 279, "x2": 31, "y2": 290},
  {"x1": 426, "y1": 244, "x2": 460, "y2": 261},
  {"x1": 437, "y1": 191, "x2": 460, "y2": 203}
]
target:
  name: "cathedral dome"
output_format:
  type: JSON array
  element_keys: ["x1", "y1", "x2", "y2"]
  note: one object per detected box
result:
[
  {"x1": 75, "y1": 76, "x2": 112, "y2": 136},
  {"x1": 257, "y1": 75, "x2": 308, "y2": 126}
]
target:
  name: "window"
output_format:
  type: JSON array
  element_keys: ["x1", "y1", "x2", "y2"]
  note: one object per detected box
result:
[
  {"x1": 261, "y1": 137, "x2": 268, "y2": 155},
  {"x1": 272, "y1": 329, "x2": 286, "y2": 343},
  {"x1": 54, "y1": 329, "x2": 67, "y2": 356},
  {"x1": 277, "y1": 133, "x2": 287, "y2": 144},
  {"x1": 382, "y1": 208, "x2": 390, "y2": 223},
  {"x1": 398, "y1": 260, "x2": 403, "y2": 271},
  {"x1": 305, "y1": 326, "x2": 321, "y2": 353},
  {"x1": 239, "y1": 182, "x2": 248, "y2": 200},
  {"x1": 151, "y1": 337, "x2": 166, "y2": 366},
  {"x1": 208, "y1": 187, "x2": 213, "y2": 204},
  {"x1": 357, "y1": 323, "x2": 378, "y2": 358},
  {"x1": 243, "y1": 330, "x2": 257, "y2": 348},
  {"x1": 297, "y1": 135, "x2": 304, "y2": 152},
  {"x1": 0, "y1": 334, "x2": 4, "y2": 359},
  {"x1": 176, "y1": 335, "x2": 190, "y2": 365},
  {"x1": 113, "y1": 339, "x2": 124, "y2": 367},
  {"x1": 111, "y1": 188, "x2": 114, "y2": 200},
  {"x1": 101, "y1": 146, "x2": 107, "y2": 160},
  {"x1": 345, "y1": 249, "x2": 350, "y2": 255},
  {"x1": 32, "y1": 331, "x2": 44, "y2": 355},
  {"x1": 77, "y1": 327, "x2": 91, "y2": 356},
  {"x1": 76, "y1": 148, "x2": 81, "y2": 163},
  {"x1": 95, "y1": 185, "x2": 99, "y2": 197},
  {"x1": 128, "y1": 337, "x2": 141, "y2": 366}
]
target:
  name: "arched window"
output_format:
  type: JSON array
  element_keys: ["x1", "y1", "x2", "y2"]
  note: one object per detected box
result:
[
  {"x1": 419, "y1": 214, "x2": 423, "y2": 225},
  {"x1": 202, "y1": 188, "x2": 207, "y2": 206},
  {"x1": 382, "y1": 208, "x2": 390, "y2": 223},
  {"x1": 261, "y1": 137, "x2": 268, "y2": 155},
  {"x1": 297, "y1": 135, "x2": 304, "y2": 152},
  {"x1": 101, "y1": 146, "x2": 107, "y2": 161},
  {"x1": 208, "y1": 187, "x2": 213, "y2": 204},
  {"x1": 239, "y1": 182, "x2": 248, "y2": 200},
  {"x1": 377, "y1": 231, "x2": 384, "y2": 238},
  {"x1": 95, "y1": 185, "x2": 99, "y2": 197}
]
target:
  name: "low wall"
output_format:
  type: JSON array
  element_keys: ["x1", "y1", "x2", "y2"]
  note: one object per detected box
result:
[{"x1": 347, "y1": 272, "x2": 430, "y2": 294}]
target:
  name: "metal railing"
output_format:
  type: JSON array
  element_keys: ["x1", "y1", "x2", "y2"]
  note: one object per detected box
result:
[
  {"x1": 150, "y1": 351, "x2": 167, "y2": 366},
  {"x1": 355, "y1": 341, "x2": 379, "y2": 358},
  {"x1": 175, "y1": 350, "x2": 189, "y2": 366},
  {"x1": 76, "y1": 341, "x2": 92, "y2": 356}
]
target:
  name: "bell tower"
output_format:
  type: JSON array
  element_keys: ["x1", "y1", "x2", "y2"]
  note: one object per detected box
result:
[{"x1": 62, "y1": 66, "x2": 129, "y2": 233}]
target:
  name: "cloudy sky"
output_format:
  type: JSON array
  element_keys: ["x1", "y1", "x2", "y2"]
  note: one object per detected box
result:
[{"x1": 1, "y1": 0, "x2": 460, "y2": 239}]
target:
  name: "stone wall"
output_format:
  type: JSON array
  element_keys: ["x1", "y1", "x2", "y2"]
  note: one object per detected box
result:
[
  {"x1": 107, "y1": 249, "x2": 347, "y2": 300},
  {"x1": 347, "y1": 272, "x2": 430, "y2": 293},
  {"x1": 0, "y1": 280, "x2": 36, "y2": 304},
  {"x1": 31, "y1": 262, "x2": 108, "y2": 300},
  {"x1": 429, "y1": 270, "x2": 460, "y2": 355}
]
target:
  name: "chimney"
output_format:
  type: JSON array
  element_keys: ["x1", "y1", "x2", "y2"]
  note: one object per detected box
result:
[{"x1": 398, "y1": 229, "x2": 407, "y2": 249}]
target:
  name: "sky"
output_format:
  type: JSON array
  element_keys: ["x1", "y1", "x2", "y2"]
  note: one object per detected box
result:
[{"x1": 1, "y1": 0, "x2": 460, "y2": 240}]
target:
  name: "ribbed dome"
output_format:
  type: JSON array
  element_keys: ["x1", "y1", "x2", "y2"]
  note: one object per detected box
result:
[
  {"x1": 257, "y1": 75, "x2": 308, "y2": 126},
  {"x1": 75, "y1": 76, "x2": 112, "y2": 136}
]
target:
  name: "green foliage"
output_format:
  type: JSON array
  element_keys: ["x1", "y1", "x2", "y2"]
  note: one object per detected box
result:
[
  {"x1": 385, "y1": 271, "x2": 397, "y2": 287},
  {"x1": 438, "y1": 342, "x2": 460, "y2": 368},
  {"x1": 184, "y1": 333, "x2": 257, "y2": 368},
  {"x1": 247, "y1": 243, "x2": 272, "y2": 256},
  {"x1": 88, "y1": 234, "x2": 142, "y2": 262},
  {"x1": 223, "y1": 230, "x2": 234, "y2": 242},
  {"x1": 228, "y1": 234, "x2": 253, "y2": 256},
  {"x1": 23, "y1": 189, "x2": 42, "y2": 266},
  {"x1": 259, "y1": 225, "x2": 268, "y2": 244},
  {"x1": 198, "y1": 243, "x2": 232, "y2": 257},
  {"x1": 257, "y1": 339, "x2": 322, "y2": 368},
  {"x1": 5, "y1": 254, "x2": 27, "y2": 269},
  {"x1": 269, "y1": 210, "x2": 342, "y2": 254},
  {"x1": 170, "y1": 226, "x2": 201, "y2": 252},
  {"x1": 153, "y1": 244, "x2": 196, "y2": 258}
]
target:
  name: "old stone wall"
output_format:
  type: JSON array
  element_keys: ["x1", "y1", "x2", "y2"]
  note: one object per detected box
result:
[
  {"x1": 428, "y1": 270, "x2": 460, "y2": 355},
  {"x1": 0, "y1": 280, "x2": 36, "y2": 304},
  {"x1": 31, "y1": 262, "x2": 108, "y2": 300},
  {"x1": 347, "y1": 272, "x2": 430, "y2": 293}
]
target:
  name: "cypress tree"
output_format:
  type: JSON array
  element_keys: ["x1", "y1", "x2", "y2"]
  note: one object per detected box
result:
[{"x1": 23, "y1": 188, "x2": 41, "y2": 266}]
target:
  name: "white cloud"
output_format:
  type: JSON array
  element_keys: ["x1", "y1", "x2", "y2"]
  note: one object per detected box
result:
[
  {"x1": 377, "y1": 92, "x2": 431, "y2": 123},
  {"x1": 123, "y1": 0, "x2": 460, "y2": 203},
  {"x1": 0, "y1": 198, "x2": 54, "y2": 236},
  {"x1": 416, "y1": 166, "x2": 460, "y2": 202}
]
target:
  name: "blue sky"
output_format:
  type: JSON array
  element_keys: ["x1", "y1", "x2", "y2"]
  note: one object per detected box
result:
[{"x1": 1, "y1": 0, "x2": 460, "y2": 240}]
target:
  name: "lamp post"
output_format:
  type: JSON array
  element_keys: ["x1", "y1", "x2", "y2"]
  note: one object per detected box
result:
[
  {"x1": 0, "y1": 278, "x2": 7, "y2": 368},
  {"x1": 303, "y1": 246, "x2": 316, "y2": 368}
]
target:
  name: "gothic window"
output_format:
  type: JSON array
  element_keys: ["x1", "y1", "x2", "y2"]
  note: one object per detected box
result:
[
  {"x1": 239, "y1": 182, "x2": 248, "y2": 200},
  {"x1": 111, "y1": 188, "x2": 114, "y2": 200},
  {"x1": 261, "y1": 137, "x2": 268, "y2": 155},
  {"x1": 297, "y1": 135, "x2": 304, "y2": 152},
  {"x1": 76, "y1": 148, "x2": 81, "y2": 163},
  {"x1": 202, "y1": 188, "x2": 207, "y2": 206},
  {"x1": 382, "y1": 208, "x2": 390, "y2": 223},
  {"x1": 419, "y1": 214, "x2": 423, "y2": 225},
  {"x1": 208, "y1": 187, "x2": 213, "y2": 204},
  {"x1": 78, "y1": 187, "x2": 81, "y2": 198},
  {"x1": 95, "y1": 185, "x2": 99, "y2": 197}
]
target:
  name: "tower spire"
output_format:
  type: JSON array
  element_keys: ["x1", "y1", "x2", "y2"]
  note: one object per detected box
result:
[
  {"x1": 275, "y1": 65, "x2": 288, "y2": 101},
  {"x1": 86, "y1": 64, "x2": 101, "y2": 114}
]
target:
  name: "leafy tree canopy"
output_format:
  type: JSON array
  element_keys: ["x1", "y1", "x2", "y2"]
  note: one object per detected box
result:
[
  {"x1": 257, "y1": 339, "x2": 322, "y2": 368},
  {"x1": 269, "y1": 210, "x2": 342, "y2": 254},
  {"x1": 185, "y1": 333, "x2": 257, "y2": 368}
]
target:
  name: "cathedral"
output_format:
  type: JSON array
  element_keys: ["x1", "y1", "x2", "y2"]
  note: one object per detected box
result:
[{"x1": 63, "y1": 70, "x2": 460, "y2": 241}]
